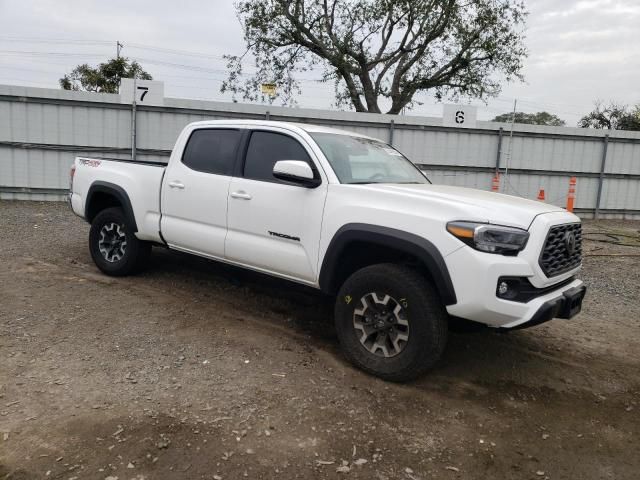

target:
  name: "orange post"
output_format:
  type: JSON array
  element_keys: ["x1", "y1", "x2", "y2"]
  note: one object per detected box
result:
[
  {"x1": 566, "y1": 176, "x2": 577, "y2": 212},
  {"x1": 537, "y1": 188, "x2": 545, "y2": 201},
  {"x1": 491, "y1": 172, "x2": 500, "y2": 192}
]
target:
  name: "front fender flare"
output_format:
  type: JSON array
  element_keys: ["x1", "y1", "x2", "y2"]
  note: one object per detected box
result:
[{"x1": 319, "y1": 223, "x2": 457, "y2": 306}]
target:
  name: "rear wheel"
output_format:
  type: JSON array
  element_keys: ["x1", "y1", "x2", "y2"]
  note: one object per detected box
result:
[
  {"x1": 89, "y1": 207, "x2": 150, "y2": 276},
  {"x1": 335, "y1": 263, "x2": 448, "y2": 382}
]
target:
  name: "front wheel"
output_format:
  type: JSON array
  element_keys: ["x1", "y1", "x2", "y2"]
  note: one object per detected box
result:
[
  {"x1": 89, "y1": 207, "x2": 150, "y2": 276},
  {"x1": 335, "y1": 263, "x2": 448, "y2": 382}
]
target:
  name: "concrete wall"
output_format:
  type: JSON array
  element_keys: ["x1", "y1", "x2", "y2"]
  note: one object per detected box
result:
[{"x1": 1, "y1": 84, "x2": 639, "y2": 218}]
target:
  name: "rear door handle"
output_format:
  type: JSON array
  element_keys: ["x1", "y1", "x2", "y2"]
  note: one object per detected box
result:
[
  {"x1": 231, "y1": 191, "x2": 252, "y2": 200},
  {"x1": 168, "y1": 181, "x2": 185, "y2": 189}
]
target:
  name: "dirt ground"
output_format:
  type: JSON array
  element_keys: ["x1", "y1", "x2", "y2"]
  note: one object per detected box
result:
[{"x1": 1, "y1": 201, "x2": 639, "y2": 480}]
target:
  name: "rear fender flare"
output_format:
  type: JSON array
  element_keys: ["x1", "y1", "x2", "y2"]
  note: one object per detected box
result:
[{"x1": 86, "y1": 181, "x2": 138, "y2": 232}]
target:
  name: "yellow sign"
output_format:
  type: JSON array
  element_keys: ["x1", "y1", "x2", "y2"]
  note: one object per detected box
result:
[{"x1": 261, "y1": 83, "x2": 277, "y2": 96}]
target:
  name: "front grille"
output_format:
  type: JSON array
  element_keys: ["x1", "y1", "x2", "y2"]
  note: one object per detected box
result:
[{"x1": 539, "y1": 223, "x2": 582, "y2": 277}]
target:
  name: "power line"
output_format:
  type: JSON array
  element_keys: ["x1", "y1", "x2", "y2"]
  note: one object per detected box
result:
[
  {"x1": 0, "y1": 47, "x2": 328, "y2": 84},
  {"x1": 0, "y1": 35, "x2": 250, "y2": 63},
  {"x1": 0, "y1": 40, "x2": 601, "y2": 116},
  {"x1": 0, "y1": 50, "x2": 109, "y2": 57},
  {"x1": 126, "y1": 42, "x2": 233, "y2": 61},
  {"x1": 0, "y1": 36, "x2": 113, "y2": 46},
  {"x1": 0, "y1": 62, "x2": 338, "y2": 96},
  {"x1": 0, "y1": 35, "x2": 630, "y2": 111}
]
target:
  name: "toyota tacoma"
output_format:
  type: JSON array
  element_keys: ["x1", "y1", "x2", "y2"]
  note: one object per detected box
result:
[{"x1": 69, "y1": 120, "x2": 586, "y2": 381}]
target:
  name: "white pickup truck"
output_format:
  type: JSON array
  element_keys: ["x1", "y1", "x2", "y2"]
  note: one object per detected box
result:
[{"x1": 69, "y1": 120, "x2": 586, "y2": 381}]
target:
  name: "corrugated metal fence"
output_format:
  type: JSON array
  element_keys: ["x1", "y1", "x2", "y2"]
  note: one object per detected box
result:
[{"x1": 1, "y1": 84, "x2": 639, "y2": 218}]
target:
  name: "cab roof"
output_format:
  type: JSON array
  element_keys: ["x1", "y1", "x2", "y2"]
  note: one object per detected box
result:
[{"x1": 186, "y1": 119, "x2": 381, "y2": 142}]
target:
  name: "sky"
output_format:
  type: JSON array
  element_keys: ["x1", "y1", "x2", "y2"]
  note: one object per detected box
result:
[{"x1": 0, "y1": 0, "x2": 638, "y2": 125}]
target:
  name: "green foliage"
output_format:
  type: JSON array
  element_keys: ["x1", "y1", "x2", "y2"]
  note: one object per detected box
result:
[
  {"x1": 491, "y1": 111, "x2": 565, "y2": 126},
  {"x1": 578, "y1": 101, "x2": 640, "y2": 131},
  {"x1": 619, "y1": 107, "x2": 640, "y2": 131},
  {"x1": 60, "y1": 57, "x2": 152, "y2": 93},
  {"x1": 222, "y1": 0, "x2": 528, "y2": 113}
]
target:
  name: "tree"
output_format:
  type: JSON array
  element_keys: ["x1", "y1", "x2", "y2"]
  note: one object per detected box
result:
[
  {"x1": 491, "y1": 111, "x2": 565, "y2": 126},
  {"x1": 619, "y1": 106, "x2": 640, "y2": 131},
  {"x1": 60, "y1": 57, "x2": 152, "y2": 94},
  {"x1": 222, "y1": 0, "x2": 528, "y2": 113},
  {"x1": 578, "y1": 101, "x2": 640, "y2": 131}
]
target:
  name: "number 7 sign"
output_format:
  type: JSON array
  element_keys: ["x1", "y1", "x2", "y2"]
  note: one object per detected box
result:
[
  {"x1": 119, "y1": 79, "x2": 164, "y2": 106},
  {"x1": 137, "y1": 86, "x2": 149, "y2": 102}
]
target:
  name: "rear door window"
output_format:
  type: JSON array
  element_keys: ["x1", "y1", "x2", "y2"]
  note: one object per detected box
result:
[{"x1": 182, "y1": 129, "x2": 241, "y2": 175}]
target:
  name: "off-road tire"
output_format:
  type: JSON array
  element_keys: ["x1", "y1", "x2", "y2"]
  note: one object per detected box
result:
[
  {"x1": 335, "y1": 263, "x2": 448, "y2": 382},
  {"x1": 89, "y1": 207, "x2": 150, "y2": 276}
]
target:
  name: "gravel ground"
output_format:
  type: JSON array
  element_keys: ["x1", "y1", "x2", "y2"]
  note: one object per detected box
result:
[{"x1": 1, "y1": 201, "x2": 639, "y2": 480}]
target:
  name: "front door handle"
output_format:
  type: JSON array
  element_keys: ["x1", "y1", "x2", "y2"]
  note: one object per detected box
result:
[
  {"x1": 168, "y1": 181, "x2": 185, "y2": 189},
  {"x1": 231, "y1": 191, "x2": 252, "y2": 200}
]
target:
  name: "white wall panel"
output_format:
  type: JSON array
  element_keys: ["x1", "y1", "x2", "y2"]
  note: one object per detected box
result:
[{"x1": 1, "y1": 84, "x2": 640, "y2": 216}]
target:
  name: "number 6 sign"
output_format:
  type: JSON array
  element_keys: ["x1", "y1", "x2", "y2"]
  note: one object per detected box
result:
[
  {"x1": 443, "y1": 104, "x2": 477, "y2": 128},
  {"x1": 119, "y1": 79, "x2": 164, "y2": 106}
]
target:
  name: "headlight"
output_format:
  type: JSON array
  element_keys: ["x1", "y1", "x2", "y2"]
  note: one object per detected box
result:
[{"x1": 446, "y1": 221, "x2": 529, "y2": 255}]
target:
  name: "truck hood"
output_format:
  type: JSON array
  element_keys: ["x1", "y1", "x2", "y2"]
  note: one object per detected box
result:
[{"x1": 360, "y1": 184, "x2": 566, "y2": 229}]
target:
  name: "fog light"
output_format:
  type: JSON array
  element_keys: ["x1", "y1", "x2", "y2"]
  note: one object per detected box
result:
[{"x1": 498, "y1": 281, "x2": 509, "y2": 296}]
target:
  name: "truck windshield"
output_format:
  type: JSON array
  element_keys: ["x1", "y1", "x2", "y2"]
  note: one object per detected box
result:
[{"x1": 310, "y1": 133, "x2": 430, "y2": 184}]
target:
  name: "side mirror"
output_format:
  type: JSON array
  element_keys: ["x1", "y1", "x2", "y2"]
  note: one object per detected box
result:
[{"x1": 273, "y1": 160, "x2": 321, "y2": 188}]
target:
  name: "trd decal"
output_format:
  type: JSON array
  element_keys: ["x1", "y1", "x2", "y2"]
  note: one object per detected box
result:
[
  {"x1": 79, "y1": 158, "x2": 102, "y2": 167},
  {"x1": 268, "y1": 231, "x2": 301, "y2": 242}
]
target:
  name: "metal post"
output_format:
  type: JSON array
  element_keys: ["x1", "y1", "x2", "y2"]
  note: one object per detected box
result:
[
  {"x1": 265, "y1": 110, "x2": 270, "y2": 121},
  {"x1": 389, "y1": 119, "x2": 395, "y2": 146},
  {"x1": 594, "y1": 134, "x2": 609, "y2": 219},
  {"x1": 503, "y1": 100, "x2": 517, "y2": 192},
  {"x1": 131, "y1": 77, "x2": 137, "y2": 161},
  {"x1": 495, "y1": 127, "x2": 504, "y2": 172}
]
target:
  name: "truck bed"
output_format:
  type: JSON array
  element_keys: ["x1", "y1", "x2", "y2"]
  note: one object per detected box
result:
[{"x1": 70, "y1": 156, "x2": 167, "y2": 243}]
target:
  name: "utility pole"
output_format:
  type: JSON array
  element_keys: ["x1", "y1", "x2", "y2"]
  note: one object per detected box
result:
[{"x1": 116, "y1": 41, "x2": 124, "y2": 93}]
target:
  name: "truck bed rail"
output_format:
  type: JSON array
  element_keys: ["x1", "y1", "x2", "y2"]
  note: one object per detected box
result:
[{"x1": 77, "y1": 156, "x2": 168, "y2": 167}]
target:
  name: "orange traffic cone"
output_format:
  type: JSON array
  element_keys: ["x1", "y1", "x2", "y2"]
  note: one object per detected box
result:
[
  {"x1": 566, "y1": 177, "x2": 576, "y2": 212},
  {"x1": 537, "y1": 188, "x2": 545, "y2": 201},
  {"x1": 491, "y1": 173, "x2": 500, "y2": 192}
]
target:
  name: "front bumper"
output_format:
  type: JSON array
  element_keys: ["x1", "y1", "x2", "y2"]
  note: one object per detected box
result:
[
  {"x1": 444, "y1": 212, "x2": 585, "y2": 329},
  {"x1": 502, "y1": 284, "x2": 586, "y2": 330}
]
